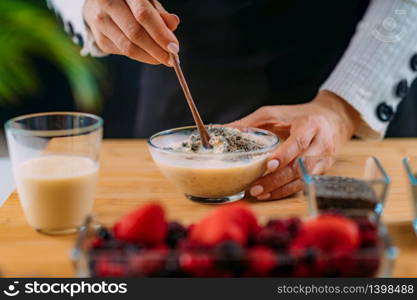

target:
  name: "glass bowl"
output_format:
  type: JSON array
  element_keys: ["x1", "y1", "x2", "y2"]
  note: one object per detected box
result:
[
  {"x1": 402, "y1": 157, "x2": 417, "y2": 235},
  {"x1": 147, "y1": 126, "x2": 279, "y2": 204},
  {"x1": 70, "y1": 215, "x2": 397, "y2": 278},
  {"x1": 298, "y1": 156, "x2": 390, "y2": 219}
]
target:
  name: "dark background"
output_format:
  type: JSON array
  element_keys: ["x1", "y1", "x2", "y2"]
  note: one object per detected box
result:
[{"x1": 0, "y1": 1, "x2": 416, "y2": 139}]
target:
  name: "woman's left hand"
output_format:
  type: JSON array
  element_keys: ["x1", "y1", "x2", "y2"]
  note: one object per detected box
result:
[{"x1": 229, "y1": 90, "x2": 361, "y2": 200}]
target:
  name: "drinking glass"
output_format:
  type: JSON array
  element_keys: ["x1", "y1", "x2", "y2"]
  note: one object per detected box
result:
[{"x1": 5, "y1": 112, "x2": 103, "y2": 235}]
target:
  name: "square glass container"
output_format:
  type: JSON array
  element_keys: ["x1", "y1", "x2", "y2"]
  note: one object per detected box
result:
[
  {"x1": 402, "y1": 157, "x2": 417, "y2": 235},
  {"x1": 71, "y1": 215, "x2": 397, "y2": 278},
  {"x1": 298, "y1": 156, "x2": 390, "y2": 219}
]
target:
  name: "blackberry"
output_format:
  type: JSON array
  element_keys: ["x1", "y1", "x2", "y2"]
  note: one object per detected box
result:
[
  {"x1": 214, "y1": 241, "x2": 246, "y2": 276},
  {"x1": 254, "y1": 228, "x2": 290, "y2": 250},
  {"x1": 266, "y1": 219, "x2": 287, "y2": 232},
  {"x1": 166, "y1": 221, "x2": 188, "y2": 248},
  {"x1": 97, "y1": 226, "x2": 112, "y2": 240},
  {"x1": 356, "y1": 218, "x2": 377, "y2": 232},
  {"x1": 285, "y1": 218, "x2": 301, "y2": 238}
]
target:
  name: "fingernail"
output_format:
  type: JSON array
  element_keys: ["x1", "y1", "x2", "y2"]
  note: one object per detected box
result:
[
  {"x1": 257, "y1": 193, "x2": 271, "y2": 201},
  {"x1": 250, "y1": 185, "x2": 264, "y2": 197},
  {"x1": 267, "y1": 160, "x2": 280, "y2": 172},
  {"x1": 172, "y1": 14, "x2": 180, "y2": 23},
  {"x1": 167, "y1": 42, "x2": 179, "y2": 54}
]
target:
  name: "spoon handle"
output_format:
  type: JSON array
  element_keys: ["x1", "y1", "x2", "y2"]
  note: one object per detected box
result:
[{"x1": 170, "y1": 53, "x2": 211, "y2": 148}]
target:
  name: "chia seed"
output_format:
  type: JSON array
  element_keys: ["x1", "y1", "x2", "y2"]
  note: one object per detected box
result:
[
  {"x1": 313, "y1": 175, "x2": 378, "y2": 212},
  {"x1": 179, "y1": 127, "x2": 267, "y2": 153}
]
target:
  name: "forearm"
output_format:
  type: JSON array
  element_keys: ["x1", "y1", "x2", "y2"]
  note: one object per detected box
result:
[{"x1": 320, "y1": 0, "x2": 417, "y2": 139}]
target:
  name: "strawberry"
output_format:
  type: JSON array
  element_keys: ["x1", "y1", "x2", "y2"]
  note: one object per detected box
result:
[
  {"x1": 113, "y1": 203, "x2": 168, "y2": 246},
  {"x1": 214, "y1": 204, "x2": 260, "y2": 236},
  {"x1": 190, "y1": 204, "x2": 258, "y2": 246},
  {"x1": 290, "y1": 214, "x2": 360, "y2": 254},
  {"x1": 190, "y1": 214, "x2": 247, "y2": 246},
  {"x1": 248, "y1": 246, "x2": 278, "y2": 276}
]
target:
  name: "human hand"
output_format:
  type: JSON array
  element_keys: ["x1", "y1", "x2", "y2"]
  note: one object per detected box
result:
[
  {"x1": 229, "y1": 90, "x2": 361, "y2": 200},
  {"x1": 84, "y1": 0, "x2": 180, "y2": 66}
]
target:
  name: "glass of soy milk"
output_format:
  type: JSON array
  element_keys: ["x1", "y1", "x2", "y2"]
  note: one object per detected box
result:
[{"x1": 5, "y1": 112, "x2": 102, "y2": 235}]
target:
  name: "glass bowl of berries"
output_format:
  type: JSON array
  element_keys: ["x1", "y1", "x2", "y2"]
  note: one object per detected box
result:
[
  {"x1": 298, "y1": 156, "x2": 390, "y2": 219},
  {"x1": 71, "y1": 203, "x2": 397, "y2": 278}
]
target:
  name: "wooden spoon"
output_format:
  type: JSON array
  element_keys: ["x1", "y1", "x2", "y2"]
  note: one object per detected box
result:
[{"x1": 170, "y1": 53, "x2": 211, "y2": 148}]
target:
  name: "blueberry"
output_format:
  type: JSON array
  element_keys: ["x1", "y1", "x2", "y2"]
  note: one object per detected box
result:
[
  {"x1": 214, "y1": 241, "x2": 246, "y2": 275},
  {"x1": 97, "y1": 226, "x2": 112, "y2": 240},
  {"x1": 166, "y1": 221, "x2": 188, "y2": 248},
  {"x1": 303, "y1": 248, "x2": 317, "y2": 266}
]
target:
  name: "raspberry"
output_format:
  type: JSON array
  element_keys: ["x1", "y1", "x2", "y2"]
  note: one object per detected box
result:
[{"x1": 179, "y1": 252, "x2": 214, "y2": 277}]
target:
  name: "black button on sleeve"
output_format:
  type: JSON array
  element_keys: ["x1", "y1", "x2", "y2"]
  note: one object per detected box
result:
[
  {"x1": 395, "y1": 79, "x2": 409, "y2": 98},
  {"x1": 411, "y1": 54, "x2": 417, "y2": 72},
  {"x1": 376, "y1": 102, "x2": 394, "y2": 122},
  {"x1": 66, "y1": 21, "x2": 74, "y2": 36},
  {"x1": 74, "y1": 33, "x2": 84, "y2": 48}
]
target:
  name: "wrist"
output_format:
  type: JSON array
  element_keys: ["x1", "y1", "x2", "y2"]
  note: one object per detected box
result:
[{"x1": 312, "y1": 90, "x2": 361, "y2": 138}]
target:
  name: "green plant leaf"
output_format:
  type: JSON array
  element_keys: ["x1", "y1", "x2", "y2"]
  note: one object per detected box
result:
[{"x1": 0, "y1": 0, "x2": 104, "y2": 111}]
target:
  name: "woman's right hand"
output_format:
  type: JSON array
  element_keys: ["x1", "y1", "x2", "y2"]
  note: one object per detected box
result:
[{"x1": 83, "y1": 0, "x2": 180, "y2": 66}]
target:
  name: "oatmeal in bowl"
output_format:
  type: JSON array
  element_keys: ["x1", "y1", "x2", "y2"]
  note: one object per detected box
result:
[{"x1": 147, "y1": 126, "x2": 279, "y2": 203}]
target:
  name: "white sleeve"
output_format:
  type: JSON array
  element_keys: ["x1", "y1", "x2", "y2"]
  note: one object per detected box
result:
[
  {"x1": 320, "y1": 0, "x2": 417, "y2": 140},
  {"x1": 46, "y1": 0, "x2": 106, "y2": 57}
]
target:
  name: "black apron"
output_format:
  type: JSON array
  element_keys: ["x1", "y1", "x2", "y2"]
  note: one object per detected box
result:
[{"x1": 135, "y1": 0, "x2": 370, "y2": 137}]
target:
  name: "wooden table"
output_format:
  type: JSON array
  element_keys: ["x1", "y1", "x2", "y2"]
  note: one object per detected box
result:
[{"x1": 1, "y1": 139, "x2": 417, "y2": 277}]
